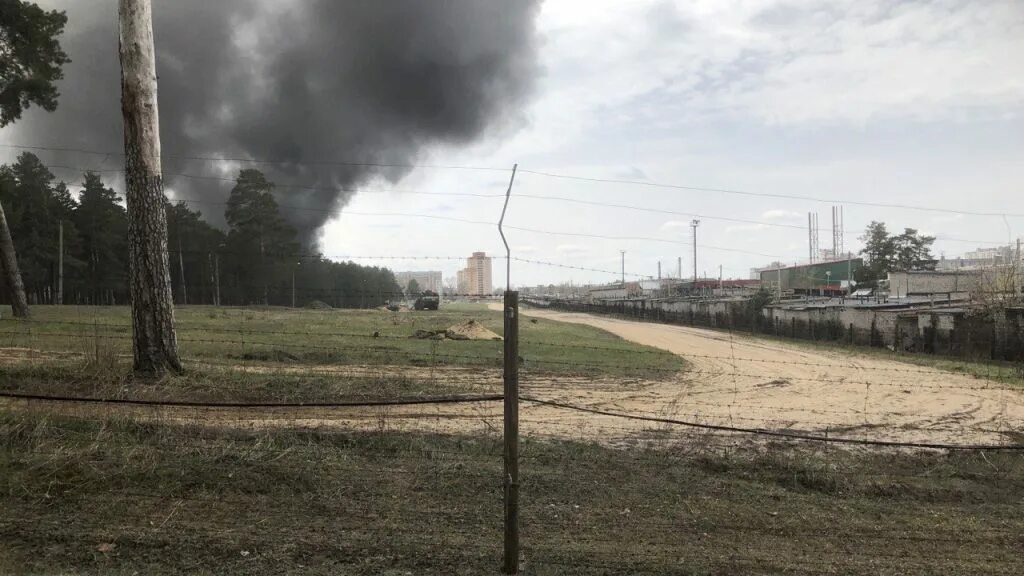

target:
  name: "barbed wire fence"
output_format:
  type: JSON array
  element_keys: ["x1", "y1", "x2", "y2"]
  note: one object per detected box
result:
[
  {"x1": 1, "y1": 146, "x2": 1023, "y2": 572},
  {"x1": 2, "y1": 268, "x2": 1023, "y2": 572}
]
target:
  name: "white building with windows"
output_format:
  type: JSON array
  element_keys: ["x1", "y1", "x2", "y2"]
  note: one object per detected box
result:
[
  {"x1": 458, "y1": 252, "x2": 492, "y2": 296},
  {"x1": 395, "y1": 271, "x2": 442, "y2": 294}
]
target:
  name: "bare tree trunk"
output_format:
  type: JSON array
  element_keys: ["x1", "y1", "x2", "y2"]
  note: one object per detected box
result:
[
  {"x1": 0, "y1": 199, "x2": 30, "y2": 318},
  {"x1": 119, "y1": 0, "x2": 182, "y2": 375}
]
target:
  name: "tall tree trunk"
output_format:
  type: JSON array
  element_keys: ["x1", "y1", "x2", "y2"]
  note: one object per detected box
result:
[
  {"x1": 0, "y1": 199, "x2": 30, "y2": 318},
  {"x1": 119, "y1": 0, "x2": 182, "y2": 375}
]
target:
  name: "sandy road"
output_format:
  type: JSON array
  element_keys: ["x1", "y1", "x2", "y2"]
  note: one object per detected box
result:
[{"x1": 511, "y1": 306, "x2": 1024, "y2": 445}]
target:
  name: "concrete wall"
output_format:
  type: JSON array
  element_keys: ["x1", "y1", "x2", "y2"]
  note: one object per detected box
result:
[
  {"x1": 887, "y1": 271, "x2": 981, "y2": 298},
  {"x1": 535, "y1": 297, "x2": 1024, "y2": 362}
]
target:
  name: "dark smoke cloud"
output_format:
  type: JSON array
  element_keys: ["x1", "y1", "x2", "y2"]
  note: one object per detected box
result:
[{"x1": 11, "y1": 0, "x2": 540, "y2": 246}]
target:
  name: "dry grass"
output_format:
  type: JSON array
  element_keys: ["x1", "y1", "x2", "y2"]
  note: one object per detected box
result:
[{"x1": 1, "y1": 413, "x2": 1022, "y2": 575}]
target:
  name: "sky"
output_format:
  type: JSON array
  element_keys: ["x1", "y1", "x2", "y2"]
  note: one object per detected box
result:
[
  {"x1": 7, "y1": 0, "x2": 1024, "y2": 289},
  {"x1": 320, "y1": 0, "x2": 1024, "y2": 288}
]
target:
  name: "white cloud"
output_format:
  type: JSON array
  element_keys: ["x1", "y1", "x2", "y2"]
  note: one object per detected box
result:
[
  {"x1": 761, "y1": 209, "x2": 803, "y2": 221},
  {"x1": 726, "y1": 223, "x2": 769, "y2": 233},
  {"x1": 660, "y1": 220, "x2": 690, "y2": 231}
]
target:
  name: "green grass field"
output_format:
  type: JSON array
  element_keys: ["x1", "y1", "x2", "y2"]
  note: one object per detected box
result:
[
  {"x1": 0, "y1": 304, "x2": 684, "y2": 403},
  {"x1": 1, "y1": 413, "x2": 1021, "y2": 575}
]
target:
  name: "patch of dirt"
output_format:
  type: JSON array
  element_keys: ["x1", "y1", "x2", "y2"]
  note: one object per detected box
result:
[
  {"x1": 444, "y1": 320, "x2": 502, "y2": 341},
  {"x1": 409, "y1": 320, "x2": 502, "y2": 341},
  {"x1": 0, "y1": 347, "x2": 82, "y2": 363}
]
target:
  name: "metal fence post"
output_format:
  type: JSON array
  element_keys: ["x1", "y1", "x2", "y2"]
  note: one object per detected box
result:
[{"x1": 503, "y1": 290, "x2": 520, "y2": 574}]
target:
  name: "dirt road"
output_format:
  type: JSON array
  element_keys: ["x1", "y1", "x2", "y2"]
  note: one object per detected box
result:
[{"x1": 509, "y1": 306, "x2": 1024, "y2": 445}]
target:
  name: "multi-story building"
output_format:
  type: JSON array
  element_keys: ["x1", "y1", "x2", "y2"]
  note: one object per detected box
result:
[
  {"x1": 458, "y1": 252, "x2": 492, "y2": 296},
  {"x1": 395, "y1": 271, "x2": 443, "y2": 294},
  {"x1": 936, "y1": 240, "x2": 1024, "y2": 271}
]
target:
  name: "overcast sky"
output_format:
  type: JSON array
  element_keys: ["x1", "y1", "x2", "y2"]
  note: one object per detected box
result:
[
  {"x1": 8, "y1": 0, "x2": 1024, "y2": 289},
  {"x1": 323, "y1": 0, "x2": 1024, "y2": 288}
]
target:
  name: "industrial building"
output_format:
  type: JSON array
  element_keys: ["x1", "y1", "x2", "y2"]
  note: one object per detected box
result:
[
  {"x1": 456, "y1": 252, "x2": 493, "y2": 296},
  {"x1": 758, "y1": 256, "x2": 863, "y2": 295},
  {"x1": 394, "y1": 271, "x2": 443, "y2": 295},
  {"x1": 886, "y1": 270, "x2": 982, "y2": 299}
]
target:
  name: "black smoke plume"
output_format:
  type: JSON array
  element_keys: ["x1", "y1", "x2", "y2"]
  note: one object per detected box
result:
[{"x1": 11, "y1": 0, "x2": 540, "y2": 246}]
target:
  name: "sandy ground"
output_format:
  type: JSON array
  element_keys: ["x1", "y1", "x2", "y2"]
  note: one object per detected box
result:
[
  {"x1": 2, "y1": 309, "x2": 1022, "y2": 446},
  {"x1": 504, "y1": 306, "x2": 1024, "y2": 445}
]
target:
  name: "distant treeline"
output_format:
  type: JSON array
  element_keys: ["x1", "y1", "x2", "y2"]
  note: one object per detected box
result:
[{"x1": 0, "y1": 152, "x2": 400, "y2": 308}]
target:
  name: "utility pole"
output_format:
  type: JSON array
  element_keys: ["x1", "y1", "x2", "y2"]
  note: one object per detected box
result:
[
  {"x1": 1016, "y1": 238, "x2": 1021, "y2": 296},
  {"x1": 57, "y1": 220, "x2": 63, "y2": 305},
  {"x1": 207, "y1": 252, "x2": 216, "y2": 306},
  {"x1": 678, "y1": 256, "x2": 681, "y2": 279},
  {"x1": 178, "y1": 236, "x2": 187, "y2": 305},
  {"x1": 808, "y1": 212, "x2": 813, "y2": 263},
  {"x1": 0, "y1": 200, "x2": 30, "y2": 317},
  {"x1": 777, "y1": 265, "x2": 782, "y2": 302},
  {"x1": 620, "y1": 250, "x2": 625, "y2": 285},
  {"x1": 690, "y1": 219, "x2": 700, "y2": 282},
  {"x1": 119, "y1": 0, "x2": 182, "y2": 375},
  {"x1": 719, "y1": 264, "x2": 723, "y2": 290},
  {"x1": 291, "y1": 262, "x2": 300, "y2": 308},
  {"x1": 215, "y1": 243, "x2": 223, "y2": 306}
]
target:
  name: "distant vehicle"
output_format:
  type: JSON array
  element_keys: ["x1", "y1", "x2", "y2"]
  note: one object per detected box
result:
[{"x1": 413, "y1": 290, "x2": 440, "y2": 311}]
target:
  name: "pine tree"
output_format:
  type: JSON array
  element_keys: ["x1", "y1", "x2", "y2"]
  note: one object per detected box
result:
[
  {"x1": 0, "y1": 0, "x2": 70, "y2": 316},
  {"x1": 0, "y1": 0, "x2": 70, "y2": 126},
  {"x1": 72, "y1": 172, "x2": 128, "y2": 304},
  {"x1": 224, "y1": 169, "x2": 298, "y2": 305}
]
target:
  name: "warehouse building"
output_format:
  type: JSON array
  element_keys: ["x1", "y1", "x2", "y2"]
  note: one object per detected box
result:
[{"x1": 758, "y1": 257, "x2": 863, "y2": 296}]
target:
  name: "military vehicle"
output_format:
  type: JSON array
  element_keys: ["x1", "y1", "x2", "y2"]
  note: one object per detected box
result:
[{"x1": 413, "y1": 290, "x2": 440, "y2": 311}]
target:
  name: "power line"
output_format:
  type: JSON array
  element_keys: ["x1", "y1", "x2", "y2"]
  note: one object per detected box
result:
[
  {"x1": 517, "y1": 168, "x2": 1024, "y2": 218},
  {"x1": 512, "y1": 193, "x2": 1008, "y2": 246},
  {"x1": 170, "y1": 198, "x2": 789, "y2": 258},
  {"x1": 0, "y1": 143, "x2": 512, "y2": 172},
  {"x1": 12, "y1": 146, "x2": 1019, "y2": 234},
  {"x1": 28, "y1": 161, "x2": 1013, "y2": 250}
]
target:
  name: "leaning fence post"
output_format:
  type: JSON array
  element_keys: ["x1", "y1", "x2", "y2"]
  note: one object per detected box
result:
[{"x1": 503, "y1": 290, "x2": 520, "y2": 574}]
